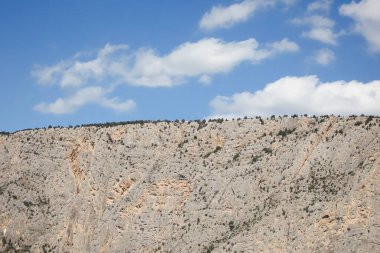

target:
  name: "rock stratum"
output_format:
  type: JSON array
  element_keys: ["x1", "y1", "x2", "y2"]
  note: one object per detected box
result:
[{"x1": 1, "y1": 116, "x2": 380, "y2": 253}]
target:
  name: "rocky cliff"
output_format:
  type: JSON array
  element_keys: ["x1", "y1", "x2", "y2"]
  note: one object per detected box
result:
[{"x1": 1, "y1": 116, "x2": 380, "y2": 253}]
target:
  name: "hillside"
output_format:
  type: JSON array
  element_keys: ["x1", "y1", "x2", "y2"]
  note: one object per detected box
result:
[{"x1": 1, "y1": 115, "x2": 380, "y2": 252}]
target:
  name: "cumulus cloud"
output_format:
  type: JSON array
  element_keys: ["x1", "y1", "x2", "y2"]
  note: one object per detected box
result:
[
  {"x1": 210, "y1": 76, "x2": 380, "y2": 117},
  {"x1": 34, "y1": 87, "x2": 135, "y2": 114},
  {"x1": 199, "y1": 0, "x2": 296, "y2": 31},
  {"x1": 293, "y1": 0, "x2": 345, "y2": 45},
  {"x1": 32, "y1": 38, "x2": 298, "y2": 114},
  {"x1": 267, "y1": 38, "x2": 299, "y2": 52},
  {"x1": 125, "y1": 38, "x2": 260, "y2": 87},
  {"x1": 124, "y1": 38, "x2": 298, "y2": 86},
  {"x1": 292, "y1": 15, "x2": 340, "y2": 45},
  {"x1": 340, "y1": 0, "x2": 380, "y2": 52},
  {"x1": 32, "y1": 38, "x2": 298, "y2": 88},
  {"x1": 314, "y1": 48, "x2": 335, "y2": 65}
]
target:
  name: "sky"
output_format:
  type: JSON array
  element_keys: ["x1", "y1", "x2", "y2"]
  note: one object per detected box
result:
[{"x1": 1, "y1": 0, "x2": 379, "y2": 131}]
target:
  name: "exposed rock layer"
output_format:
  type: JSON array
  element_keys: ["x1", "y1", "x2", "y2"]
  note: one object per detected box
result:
[{"x1": 1, "y1": 116, "x2": 380, "y2": 252}]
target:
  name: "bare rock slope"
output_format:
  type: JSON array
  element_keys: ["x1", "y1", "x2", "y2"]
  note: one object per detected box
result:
[{"x1": 1, "y1": 116, "x2": 380, "y2": 252}]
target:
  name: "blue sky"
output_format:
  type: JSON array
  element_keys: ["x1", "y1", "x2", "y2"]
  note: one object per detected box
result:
[{"x1": 1, "y1": 0, "x2": 379, "y2": 131}]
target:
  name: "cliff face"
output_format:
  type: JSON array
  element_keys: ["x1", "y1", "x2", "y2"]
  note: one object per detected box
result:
[{"x1": 0, "y1": 116, "x2": 379, "y2": 253}]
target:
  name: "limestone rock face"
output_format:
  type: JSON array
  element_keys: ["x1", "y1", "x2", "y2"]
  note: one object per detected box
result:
[{"x1": 0, "y1": 116, "x2": 380, "y2": 252}]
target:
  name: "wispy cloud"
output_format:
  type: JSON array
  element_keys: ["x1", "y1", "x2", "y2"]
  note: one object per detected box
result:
[
  {"x1": 32, "y1": 38, "x2": 299, "y2": 88},
  {"x1": 292, "y1": 15, "x2": 340, "y2": 45},
  {"x1": 340, "y1": 0, "x2": 380, "y2": 53},
  {"x1": 292, "y1": 0, "x2": 344, "y2": 45},
  {"x1": 32, "y1": 38, "x2": 298, "y2": 114},
  {"x1": 314, "y1": 48, "x2": 335, "y2": 66},
  {"x1": 210, "y1": 76, "x2": 380, "y2": 117},
  {"x1": 307, "y1": 0, "x2": 332, "y2": 13},
  {"x1": 199, "y1": 0, "x2": 296, "y2": 31},
  {"x1": 199, "y1": 0, "x2": 273, "y2": 31},
  {"x1": 34, "y1": 86, "x2": 135, "y2": 114},
  {"x1": 32, "y1": 44, "x2": 129, "y2": 88}
]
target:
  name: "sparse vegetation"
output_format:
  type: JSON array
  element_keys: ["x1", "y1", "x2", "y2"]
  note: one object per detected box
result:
[
  {"x1": 263, "y1": 147, "x2": 272, "y2": 155},
  {"x1": 1, "y1": 115, "x2": 379, "y2": 252},
  {"x1": 251, "y1": 155, "x2": 262, "y2": 164},
  {"x1": 233, "y1": 152, "x2": 240, "y2": 161},
  {"x1": 365, "y1": 116, "x2": 374, "y2": 125},
  {"x1": 204, "y1": 146, "x2": 222, "y2": 158},
  {"x1": 277, "y1": 128, "x2": 296, "y2": 137},
  {"x1": 228, "y1": 221, "x2": 235, "y2": 231}
]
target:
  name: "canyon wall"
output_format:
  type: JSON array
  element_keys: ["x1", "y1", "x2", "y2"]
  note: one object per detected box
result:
[{"x1": 1, "y1": 116, "x2": 380, "y2": 252}]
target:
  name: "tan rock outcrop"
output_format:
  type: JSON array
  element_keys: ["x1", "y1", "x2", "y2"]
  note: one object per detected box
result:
[{"x1": 0, "y1": 116, "x2": 379, "y2": 252}]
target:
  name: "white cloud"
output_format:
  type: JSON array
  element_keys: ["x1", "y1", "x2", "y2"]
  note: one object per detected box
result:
[
  {"x1": 293, "y1": 15, "x2": 334, "y2": 27},
  {"x1": 32, "y1": 39, "x2": 298, "y2": 114},
  {"x1": 210, "y1": 76, "x2": 380, "y2": 117},
  {"x1": 340, "y1": 0, "x2": 380, "y2": 52},
  {"x1": 268, "y1": 38, "x2": 300, "y2": 52},
  {"x1": 314, "y1": 48, "x2": 335, "y2": 65},
  {"x1": 251, "y1": 38, "x2": 299, "y2": 62},
  {"x1": 199, "y1": 75, "x2": 212, "y2": 85},
  {"x1": 32, "y1": 44, "x2": 129, "y2": 88},
  {"x1": 293, "y1": 15, "x2": 339, "y2": 45},
  {"x1": 293, "y1": 1, "x2": 346, "y2": 46},
  {"x1": 120, "y1": 38, "x2": 298, "y2": 86},
  {"x1": 307, "y1": 0, "x2": 332, "y2": 13},
  {"x1": 199, "y1": 0, "x2": 273, "y2": 31},
  {"x1": 301, "y1": 28, "x2": 338, "y2": 45},
  {"x1": 124, "y1": 38, "x2": 261, "y2": 87},
  {"x1": 34, "y1": 87, "x2": 135, "y2": 114},
  {"x1": 31, "y1": 63, "x2": 67, "y2": 86},
  {"x1": 99, "y1": 97, "x2": 136, "y2": 112},
  {"x1": 199, "y1": 0, "x2": 296, "y2": 31},
  {"x1": 32, "y1": 38, "x2": 299, "y2": 88}
]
